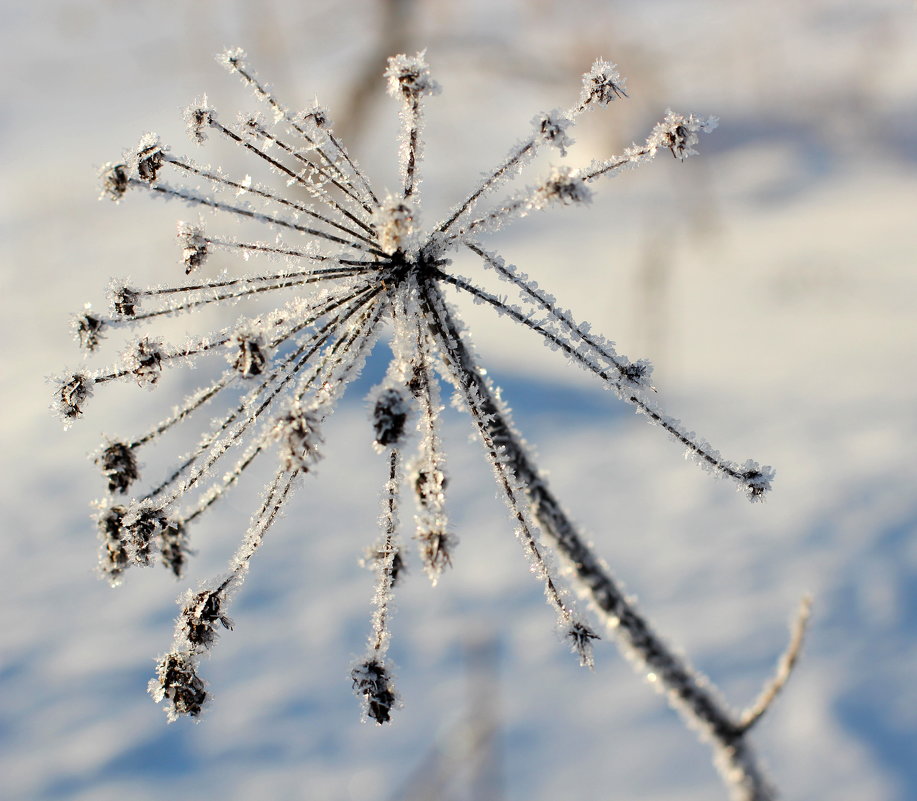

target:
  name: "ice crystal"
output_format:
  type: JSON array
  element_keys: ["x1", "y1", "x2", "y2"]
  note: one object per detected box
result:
[{"x1": 59, "y1": 53, "x2": 787, "y2": 786}]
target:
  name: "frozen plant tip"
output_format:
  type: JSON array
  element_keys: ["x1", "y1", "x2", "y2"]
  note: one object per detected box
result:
[{"x1": 59, "y1": 49, "x2": 801, "y2": 801}]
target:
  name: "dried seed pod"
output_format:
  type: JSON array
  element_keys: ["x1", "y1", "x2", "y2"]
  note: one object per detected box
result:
[
  {"x1": 136, "y1": 134, "x2": 164, "y2": 183},
  {"x1": 74, "y1": 313, "x2": 105, "y2": 351},
  {"x1": 112, "y1": 286, "x2": 139, "y2": 318},
  {"x1": 272, "y1": 405, "x2": 324, "y2": 472},
  {"x1": 100, "y1": 163, "x2": 129, "y2": 200},
  {"x1": 97, "y1": 504, "x2": 129, "y2": 584},
  {"x1": 96, "y1": 440, "x2": 139, "y2": 494},
  {"x1": 150, "y1": 651, "x2": 208, "y2": 720},
  {"x1": 581, "y1": 59, "x2": 627, "y2": 106},
  {"x1": 177, "y1": 588, "x2": 233, "y2": 650},
  {"x1": 372, "y1": 388, "x2": 409, "y2": 448},
  {"x1": 129, "y1": 338, "x2": 163, "y2": 387},
  {"x1": 178, "y1": 223, "x2": 209, "y2": 274},
  {"x1": 159, "y1": 519, "x2": 189, "y2": 578},
  {"x1": 351, "y1": 659, "x2": 397, "y2": 724},
  {"x1": 56, "y1": 373, "x2": 92, "y2": 420},
  {"x1": 230, "y1": 333, "x2": 267, "y2": 378}
]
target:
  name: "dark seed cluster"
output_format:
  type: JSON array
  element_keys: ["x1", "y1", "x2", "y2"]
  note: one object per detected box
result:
[
  {"x1": 97, "y1": 504, "x2": 130, "y2": 582},
  {"x1": 372, "y1": 388, "x2": 409, "y2": 448},
  {"x1": 232, "y1": 335, "x2": 267, "y2": 378},
  {"x1": 351, "y1": 659, "x2": 397, "y2": 724},
  {"x1": 179, "y1": 589, "x2": 233, "y2": 649},
  {"x1": 153, "y1": 651, "x2": 208, "y2": 719},
  {"x1": 57, "y1": 373, "x2": 91, "y2": 419},
  {"x1": 112, "y1": 287, "x2": 139, "y2": 318},
  {"x1": 75, "y1": 313, "x2": 105, "y2": 351},
  {"x1": 101, "y1": 163, "x2": 129, "y2": 200},
  {"x1": 96, "y1": 440, "x2": 139, "y2": 494}
]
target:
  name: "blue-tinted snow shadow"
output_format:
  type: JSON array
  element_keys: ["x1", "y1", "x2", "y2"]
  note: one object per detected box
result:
[
  {"x1": 344, "y1": 340, "x2": 628, "y2": 431},
  {"x1": 820, "y1": 505, "x2": 917, "y2": 801}
]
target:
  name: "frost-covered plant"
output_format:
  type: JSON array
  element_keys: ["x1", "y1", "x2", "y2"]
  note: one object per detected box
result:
[{"x1": 56, "y1": 49, "x2": 807, "y2": 801}]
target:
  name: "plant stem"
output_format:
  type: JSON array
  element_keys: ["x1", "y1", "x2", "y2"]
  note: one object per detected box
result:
[{"x1": 421, "y1": 278, "x2": 777, "y2": 801}]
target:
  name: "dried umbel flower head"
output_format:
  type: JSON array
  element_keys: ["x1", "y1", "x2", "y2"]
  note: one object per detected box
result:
[{"x1": 59, "y1": 50, "x2": 799, "y2": 799}]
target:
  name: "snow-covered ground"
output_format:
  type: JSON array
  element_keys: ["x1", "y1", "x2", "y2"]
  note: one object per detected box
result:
[{"x1": 2, "y1": 2, "x2": 916, "y2": 800}]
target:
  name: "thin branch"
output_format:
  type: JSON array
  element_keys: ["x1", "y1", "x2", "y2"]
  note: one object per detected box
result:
[
  {"x1": 222, "y1": 51, "x2": 379, "y2": 207},
  {"x1": 131, "y1": 179, "x2": 386, "y2": 257},
  {"x1": 437, "y1": 141, "x2": 535, "y2": 235},
  {"x1": 247, "y1": 121, "x2": 376, "y2": 226},
  {"x1": 111, "y1": 269, "x2": 371, "y2": 325},
  {"x1": 167, "y1": 151, "x2": 377, "y2": 247},
  {"x1": 738, "y1": 596, "x2": 812, "y2": 734},
  {"x1": 144, "y1": 284, "x2": 381, "y2": 502},
  {"x1": 433, "y1": 262, "x2": 771, "y2": 500}
]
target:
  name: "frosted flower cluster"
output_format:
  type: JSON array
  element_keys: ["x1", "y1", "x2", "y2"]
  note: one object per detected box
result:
[{"x1": 55, "y1": 50, "x2": 776, "y2": 737}]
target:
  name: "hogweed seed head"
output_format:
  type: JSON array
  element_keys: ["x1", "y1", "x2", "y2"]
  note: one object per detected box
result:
[
  {"x1": 55, "y1": 372, "x2": 92, "y2": 422},
  {"x1": 651, "y1": 110, "x2": 719, "y2": 160},
  {"x1": 74, "y1": 312, "x2": 105, "y2": 351},
  {"x1": 100, "y1": 163, "x2": 129, "y2": 201},
  {"x1": 581, "y1": 58, "x2": 627, "y2": 107},
  {"x1": 177, "y1": 222, "x2": 209, "y2": 273},
  {"x1": 96, "y1": 504, "x2": 129, "y2": 584},
  {"x1": 128, "y1": 338, "x2": 164, "y2": 387},
  {"x1": 534, "y1": 110, "x2": 574, "y2": 156},
  {"x1": 385, "y1": 52, "x2": 440, "y2": 101},
  {"x1": 134, "y1": 133, "x2": 165, "y2": 183},
  {"x1": 177, "y1": 588, "x2": 234, "y2": 650},
  {"x1": 121, "y1": 501, "x2": 169, "y2": 567},
  {"x1": 302, "y1": 105, "x2": 330, "y2": 130},
  {"x1": 111, "y1": 285, "x2": 139, "y2": 318},
  {"x1": 159, "y1": 518, "x2": 189, "y2": 578},
  {"x1": 59, "y1": 50, "x2": 775, "y2": 736},
  {"x1": 184, "y1": 96, "x2": 215, "y2": 144},
  {"x1": 567, "y1": 620, "x2": 601, "y2": 670},
  {"x1": 229, "y1": 330, "x2": 268, "y2": 378},
  {"x1": 535, "y1": 165, "x2": 593, "y2": 208},
  {"x1": 416, "y1": 526, "x2": 455, "y2": 581},
  {"x1": 351, "y1": 659, "x2": 398, "y2": 724},
  {"x1": 741, "y1": 463, "x2": 776, "y2": 500}
]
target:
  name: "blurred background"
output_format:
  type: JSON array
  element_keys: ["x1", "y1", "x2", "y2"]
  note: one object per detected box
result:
[{"x1": 2, "y1": 1, "x2": 916, "y2": 799}]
